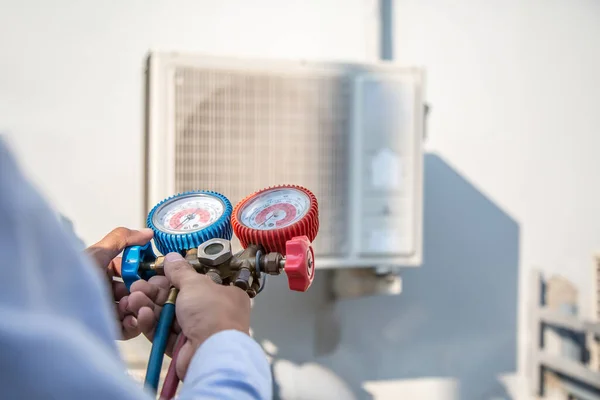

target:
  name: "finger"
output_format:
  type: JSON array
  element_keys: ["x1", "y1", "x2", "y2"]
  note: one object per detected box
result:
[
  {"x1": 121, "y1": 315, "x2": 140, "y2": 340},
  {"x1": 130, "y1": 277, "x2": 170, "y2": 305},
  {"x1": 107, "y1": 257, "x2": 122, "y2": 278},
  {"x1": 138, "y1": 309, "x2": 179, "y2": 356},
  {"x1": 117, "y1": 296, "x2": 134, "y2": 320},
  {"x1": 164, "y1": 253, "x2": 209, "y2": 289},
  {"x1": 126, "y1": 291, "x2": 158, "y2": 315},
  {"x1": 112, "y1": 280, "x2": 129, "y2": 301},
  {"x1": 86, "y1": 227, "x2": 154, "y2": 268},
  {"x1": 137, "y1": 306, "x2": 159, "y2": 338},
  {"x1": 147, "y1": 275, "x2": 171, "y2": 290},
  {"x1": 137, "y1": 306, "x2": 177, "y2": 340}
]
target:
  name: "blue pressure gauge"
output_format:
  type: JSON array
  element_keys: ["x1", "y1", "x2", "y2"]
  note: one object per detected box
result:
[
  {"x1": 147, "y1": 190, "x2": 233, "y2": 255},
  {"x1": 121, "y1": 190, "x2": 233, "y2": 290}
]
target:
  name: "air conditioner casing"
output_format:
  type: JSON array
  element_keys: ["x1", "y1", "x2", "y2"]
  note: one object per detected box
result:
[{"x1": 145, "y1": 52, "x2": 424, "y2": 269}]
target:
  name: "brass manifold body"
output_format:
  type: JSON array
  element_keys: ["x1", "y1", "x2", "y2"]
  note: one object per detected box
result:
[{"x1": 138, "y1": 238, "x2": 287, "y2": 298}]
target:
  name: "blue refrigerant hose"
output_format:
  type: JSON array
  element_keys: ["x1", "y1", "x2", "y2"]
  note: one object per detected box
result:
[{"x1": 145, "y1": 287, "x2": 178, "y2": 392}]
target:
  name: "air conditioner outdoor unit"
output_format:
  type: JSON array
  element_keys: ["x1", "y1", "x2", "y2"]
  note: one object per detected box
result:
[{"x1": 144, "y1": 52, "x2": 424, "y2": 269}]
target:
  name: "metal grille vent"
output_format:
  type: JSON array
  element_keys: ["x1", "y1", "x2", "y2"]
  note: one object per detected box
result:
[{"x1": 173, "y1": 67, "x2": 351, "y2": 255}]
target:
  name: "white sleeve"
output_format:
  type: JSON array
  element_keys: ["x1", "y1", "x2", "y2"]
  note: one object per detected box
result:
[
  {"x1": 179, "y1": 330, "x2": 273, "y2": 400},
  {"x1": 0, "y1": 137, "x2": 154, "y2": 399}
]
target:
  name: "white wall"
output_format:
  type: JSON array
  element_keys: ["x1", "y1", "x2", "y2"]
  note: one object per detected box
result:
[
  {"x1": 395, "y1": 0, "x2": 600, "y2": 392},
  {"x1": 2, "y1": 0, "x2": 600, "y2": 398},
  {"x1": 0, "y1": 0, "x2": 371, "y2": 242},
  {"x1": 402, "y1": 0, "x2": 600, "y2": 303}
]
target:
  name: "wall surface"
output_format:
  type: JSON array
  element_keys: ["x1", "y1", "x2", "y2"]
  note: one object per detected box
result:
[{"x1": 2, "y1": 0, "x2": 600, "y2": 399}]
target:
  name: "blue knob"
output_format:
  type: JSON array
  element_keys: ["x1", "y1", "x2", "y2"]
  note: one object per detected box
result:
[
  {"x1": 147, "y1": 190, "x2": 233, "y2": 255},
  {"x1": 122, "y1": 242, "x2": 157, "y2": 291}
]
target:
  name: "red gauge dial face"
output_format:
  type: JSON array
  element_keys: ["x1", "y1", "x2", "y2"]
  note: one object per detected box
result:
[
  {"x1": 238, "y1": 188, "x2": 310, "y2": 231},
  {"x1": 152, "y1": 194, "x2": 224, "y2": 234}
]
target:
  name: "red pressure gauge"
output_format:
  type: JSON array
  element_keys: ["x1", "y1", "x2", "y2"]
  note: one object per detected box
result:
[
  {"x1": 232, "y1": 185, "x2": 319, "y2": 254},
  {"x1": 232, "y1": 185, "x2": 319, "y2": 291}
]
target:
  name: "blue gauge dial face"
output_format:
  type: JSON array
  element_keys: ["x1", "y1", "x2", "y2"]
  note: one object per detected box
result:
[{"x1": 151, "y1": 194, "x2": 225, "y2": 234}]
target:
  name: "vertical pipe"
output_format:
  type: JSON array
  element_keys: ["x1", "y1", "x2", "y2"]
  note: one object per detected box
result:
[{"x1": 379, "y1": 0, "x2": 393, "y2": 61}]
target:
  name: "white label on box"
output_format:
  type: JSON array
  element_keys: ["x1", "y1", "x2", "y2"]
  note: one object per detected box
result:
[{"x1": 371, "y1": 148, "x2": 402, "y2": 190}]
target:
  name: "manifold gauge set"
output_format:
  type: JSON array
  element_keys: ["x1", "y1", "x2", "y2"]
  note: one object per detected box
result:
[
  {"x1": 123, "y1": 185, "x2": 319, "y2": 295},
  {"x1": 121, "y1": 185, "x2": 319, "y2": 398}
]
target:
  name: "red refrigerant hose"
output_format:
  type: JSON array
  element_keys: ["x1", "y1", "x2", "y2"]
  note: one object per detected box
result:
[{"x1": 159, "y1": 334, "x2": 187, "y2": 400}]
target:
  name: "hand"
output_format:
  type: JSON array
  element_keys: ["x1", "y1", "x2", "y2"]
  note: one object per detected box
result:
[
  {"x1": 85, "y1": 227, "x2": 154, "y2": 339},
  {"x1": 126, "y1": 252, "x2": 251, "y2": 379},
  {"x1": 166, "y1": 252, "x2": 251, "y2": 378}
]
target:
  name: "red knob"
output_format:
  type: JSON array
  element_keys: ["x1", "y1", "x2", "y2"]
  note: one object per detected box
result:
[
  {"x1": 232, "y1": 185, "x2": 319, "y2": 254},
  {"x1": 284, "y1": 236, "x2": 315, "y2": 292}
]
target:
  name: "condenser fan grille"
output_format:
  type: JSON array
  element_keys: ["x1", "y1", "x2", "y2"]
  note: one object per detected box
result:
[{"x1": 172, "y1": 67, "x2": 351, "y2": 255}]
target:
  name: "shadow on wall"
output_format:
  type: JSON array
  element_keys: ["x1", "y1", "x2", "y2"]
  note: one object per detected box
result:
[{"x1": 251, "y1": 153, "x2": 520, "y2": 400}]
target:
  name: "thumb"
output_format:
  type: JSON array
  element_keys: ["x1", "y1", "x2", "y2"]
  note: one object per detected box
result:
[
  {"x1": 164, "y1": 253, "x2": 205, "y2": 289},
  {"x1": 87, "y1": 227, "x2": 154, "y2": 268}
]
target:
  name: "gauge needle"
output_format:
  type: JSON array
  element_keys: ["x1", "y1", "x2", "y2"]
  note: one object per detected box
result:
[
  {"x1": 174, "y1": 216, "x2": 191, "y2": 230},
  {"x1": 259, "y1": 212, "x2": 277, "y2": 228},
  {"x1": 175, "y1": 208, "x2": 202, "y2": 229}
]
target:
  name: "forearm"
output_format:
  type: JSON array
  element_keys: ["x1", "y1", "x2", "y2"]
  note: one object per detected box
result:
[
  {"x1": 0, "y1": 137, "x2": 153, "y2": 399},
  {"x1": 179, "y1": 330, "x2": 272, "y2": 400},
  {"x1": 0, "y1": 309, "x2": 154, "y2": 400}
]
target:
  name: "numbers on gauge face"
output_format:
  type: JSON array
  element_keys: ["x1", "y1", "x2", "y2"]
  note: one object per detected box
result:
[
  {"x1": 239, "y1": 188, "x2": 310, "y2": 230},
  {"x1": 152, "y1": 194, "x2": 224, "y2": 234}
]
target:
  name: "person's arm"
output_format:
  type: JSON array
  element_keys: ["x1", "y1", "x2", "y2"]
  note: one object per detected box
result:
[
  {"x1": 0, "y1": 137, "x2": 154, "y2": 399},
  {"x1": 179, "y1": 330, "x2": 272, "y2": 399}
]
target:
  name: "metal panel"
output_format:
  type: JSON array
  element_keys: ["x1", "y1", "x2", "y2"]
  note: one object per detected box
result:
[
  {"x1": 355, "y1": 75, "x2": 417, "y2": 257},
  {"x1": 172, "y1": 67, "x2": 351, "y2": 256}
]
